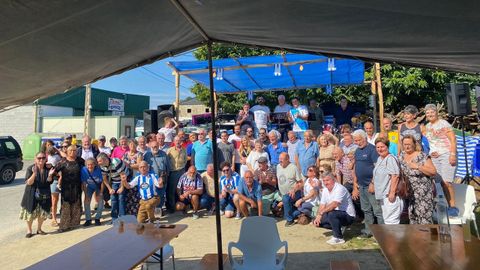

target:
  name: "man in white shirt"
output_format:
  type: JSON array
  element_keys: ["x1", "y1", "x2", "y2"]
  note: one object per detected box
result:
[
  {"x1": 97, "y1": 135, "x2": 111, "y2": 156},
  {"x1": 364, "y1": 120, "x2": 378, "y2": 145},
  {"x1": 288, "y1": 97, "x2": 309, "y2": 140},
  {"x1": 313, "y1": 173, "x2": 355, "y2": 245},
  {"x1": 250, "y1": 96, "x2": 270, "y2": 136}
]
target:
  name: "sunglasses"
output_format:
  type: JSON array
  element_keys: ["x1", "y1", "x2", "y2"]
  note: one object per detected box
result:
[
  {"x1": 36, "y1": 157, "x2": 46, "y2": 160},
  {"x1": 222, "y1": 169, "x2": 230, "y2": 172},
  {"x1": 308, "y1": 168, "x2": 315, "y2": 172},
  {"x1": 62, "y1": 145, "x2": 68, "y2": 148},
  {"x1": 247, "y1": 130, "x2": 253, "y2": 133}
]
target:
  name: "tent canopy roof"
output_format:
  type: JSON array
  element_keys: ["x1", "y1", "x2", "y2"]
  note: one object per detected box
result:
[
  {"x1": 1, "y1": 0, "x2": 479, "y2": 108},
  {"x1": 168, "y1": 54, "x2": 365, "y2": 93}
]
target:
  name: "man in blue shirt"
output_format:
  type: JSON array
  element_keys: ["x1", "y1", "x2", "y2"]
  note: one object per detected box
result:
[
  {"x1": 142, "y1": 140, "x2": 170, "y2": 210},
  {"x1": 192, "y1": 129, "x2": 213, "y2": 174},
  {"x1": 219, "y1": 161, "x2": 241, "y2": 219},
  {"x1": 266, "y1": 130, "x2": 287, "y2": 169},
  {"x1": 295, "y1": 130, "x2": 319, "y2": 176},
  {"x1": 237, "y1": 170, "x2": 263, "y2": 217},
  {"x1": 352, "y1": 130, "x2": 382, "y2": 238},
  {"x1": 333, "y1": 97, "x2": 355, "y2": 127}
]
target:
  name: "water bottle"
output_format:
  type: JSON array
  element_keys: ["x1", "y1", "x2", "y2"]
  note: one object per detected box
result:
[{"x1": 436, "y1": 195, "x2": 450, "y2": 236}]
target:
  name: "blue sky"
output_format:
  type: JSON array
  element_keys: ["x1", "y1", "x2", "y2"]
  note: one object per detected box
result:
[{"x1": 92, "y1": 51, "x2": 196, "y2": 109}]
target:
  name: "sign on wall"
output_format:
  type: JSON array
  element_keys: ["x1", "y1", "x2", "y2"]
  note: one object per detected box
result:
[{"x1": 108, "y1": 98, "x2": 124, "y2": 111}]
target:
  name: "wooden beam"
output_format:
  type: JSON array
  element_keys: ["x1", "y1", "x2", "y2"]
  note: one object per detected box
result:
[
  {"x1": 176, "y1": 58, "x2": 329, "y2": 75},
  {"x1": 232, "y1": 57, "x2": 262, "y2": 90},
  {"x1": 222, "y1": 77, "x2": 241, "y2": 91},
  {"x1": 374, "y1": 63, "x2": 385, "y2": 132},
  {"x1": 282, "y1": 54, "x2": 297, "y2": 88},
  {"x1": 175, "y1": 72, "x2": 180, "y2": 122}
]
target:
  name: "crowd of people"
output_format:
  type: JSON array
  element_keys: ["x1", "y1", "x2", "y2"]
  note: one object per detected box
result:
[{"x1": 20, "y1": 97, "x2": 459, "y2": 246}]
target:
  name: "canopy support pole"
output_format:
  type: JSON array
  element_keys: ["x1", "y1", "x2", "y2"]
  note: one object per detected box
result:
[
  {"x1": 175, "y1": 72, "x2": 180, "y2": 122},
  {"x1": 374, "y1": 63, "x2": 385, "y2": 132},
  {"x1": 83, "y1": 84, "x2": 91, "y2": 136},
  {"x1": 207, "y1": 41, "x2": 224, "y2": 270},
  {"x1": 282, "y1": 54, "x2": 297, "y2": 88},
  {"x1": 371, "y1": 80, "x2": 378, "y2": 132}
]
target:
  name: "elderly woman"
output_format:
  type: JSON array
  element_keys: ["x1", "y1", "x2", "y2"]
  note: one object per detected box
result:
[
  {"x1": 424, "y1": 103, "x2": 459, "y2": 216},
  {"x1": 122, "y1": 139, "x2": 141, "y2": 216},
  {"x1": 317, "y1": 134, "x2": 335, "y2": 170},
  {"x1": 80, "y1": 158, "x2": 104, "y2": 226},
  {"x1": 20, "y1": 152, "x2": 53, "y2": 238},
  {"x1": 372, "y1": 137, "x2": 403, "y2": 224},
  {"x1": 399, "y1": 135, "x2": 437, "y2": 224},
  {"x1": 246, "y1": 140, "x2": 270, "y2": 172},
  {"x1": 111, "y1": 135, "x2": 129, "y2": 159},
  {"x1": 397, "y1": 105, "x2": 425, "y2": 155},
  {"x1": 55, "y1": 145, "x2": 84, "y2": 232}
]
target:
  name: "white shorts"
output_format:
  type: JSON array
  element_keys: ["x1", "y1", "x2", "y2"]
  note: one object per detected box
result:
[{"x1": 380, "y1": 196, "x2": 403, "y2": 224}]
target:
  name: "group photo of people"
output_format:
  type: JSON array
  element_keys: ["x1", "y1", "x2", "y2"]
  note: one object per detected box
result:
[{"x1": 20, "y1": 94, "x2": 462, "y2": 246}]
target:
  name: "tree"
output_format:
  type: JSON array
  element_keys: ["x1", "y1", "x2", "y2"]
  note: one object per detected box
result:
[{"x1": 190, "y1": 44, "x2": 480, "y2": 115}]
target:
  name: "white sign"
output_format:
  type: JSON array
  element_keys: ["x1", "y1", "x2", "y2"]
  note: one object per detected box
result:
[
  {"x1": 108, "y1": 98, "x2": 124, "y2": 111},
  {"x1": 112, "y1": 111, "x2": 125, "y2": 116}
]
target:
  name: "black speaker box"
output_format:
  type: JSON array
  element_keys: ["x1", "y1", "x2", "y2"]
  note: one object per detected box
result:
[
  {"x1": 445, "y1": 83, "x2": 472, "y2": 116},
  {"x1": 143, "y1": 109, "x2": 158, "y2": 134},
  {"x1": 157, "y1": 110, "x2": 174, "y2": 128}
]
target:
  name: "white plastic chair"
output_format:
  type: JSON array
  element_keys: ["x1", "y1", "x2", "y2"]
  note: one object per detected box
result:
[
  {"x1": 228, "y1": 216, "x2": 288, "y2": 270},
  {"x1": 435, "y1": 183, "x2": 479, "y2": 237}
]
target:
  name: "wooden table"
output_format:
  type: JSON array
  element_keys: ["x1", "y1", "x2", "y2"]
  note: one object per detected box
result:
[
  {"x1": 370, "y1": 224, "x2": 480, "y2": 270},
  {"x1": 26, "y1": 223, "x2": 187, "y2": 270}
]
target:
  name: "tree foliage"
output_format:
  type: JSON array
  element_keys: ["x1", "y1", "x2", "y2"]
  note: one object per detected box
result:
[{"x1": 191, "y1": 43, "x2": 480, "y2": 114}]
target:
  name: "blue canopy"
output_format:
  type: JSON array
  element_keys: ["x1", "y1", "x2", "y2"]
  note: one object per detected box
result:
[{"x1": 168, "y1": 54, "x2": 364, "y2": 94}]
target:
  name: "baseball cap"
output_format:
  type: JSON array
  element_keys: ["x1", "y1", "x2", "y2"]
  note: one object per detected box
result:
[
  {"x1": 98, "y1": 135, "x2": 106, "y2": 141},
  {"x1": 258, "y1": 156, "x2": 268, "y2": 163}
]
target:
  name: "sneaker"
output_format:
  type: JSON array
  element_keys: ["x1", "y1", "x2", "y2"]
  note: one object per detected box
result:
[
  {"x1": 285, "y1": 221, "x2": 295, "y2": 227},
  {"x1": 192, "y1": 212, "x2": 199, "y2": 220},
  {"x1": 83, "y1": 220, "x2": 92, "y2": 227},
  {"x1": 235, "y1": 212, "x2": 241, "y2": 220},
  {"x1": 326, "y1": 237, "x2": 346, "y2": 245},
  {"x1": 220, "y1": 210, "x2": 225, "y2": 216},
  {"x1": 357, "y1": 233, "x2": 372, "y2": 239},
  {"x1": 447, "y1": 207, "x2": 459, "y2": 217},
  {"x1": 341, "y1": 226, "x2": 347, "y2": 235},
  {"x1": 94, "y1": 219, "x2": 101, "y2": 226}
]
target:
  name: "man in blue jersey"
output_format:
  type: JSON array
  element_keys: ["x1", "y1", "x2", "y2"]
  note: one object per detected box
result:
[
  {"x1": 122, "y1": 161, "x2": 161, "y2": 223},
  {"x1": 288, "y1": 97, "x2": 309, "y2": 140}
]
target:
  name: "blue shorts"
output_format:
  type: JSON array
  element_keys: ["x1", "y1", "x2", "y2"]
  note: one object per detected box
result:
[{"x1": 50, "y1": 180, "x2": 60, "y2": 193}]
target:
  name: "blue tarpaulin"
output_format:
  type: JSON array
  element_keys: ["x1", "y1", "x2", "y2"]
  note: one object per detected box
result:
[{"x1": 168, "y1": 54, "x2": 364, "y2": 94}]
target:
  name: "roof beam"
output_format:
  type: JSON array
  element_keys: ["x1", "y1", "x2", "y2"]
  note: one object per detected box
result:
[
  {"x1": 282, "y1": 54, "x2": 297, "y2": 88},
  {"x1": 232, "y1": 57, "x2": 262, "y2": 90},
  {"x1": 169, "y1": 0, "x2": 209, "y2": 41},
  {"x1": 222, "y1": 77, "x2": 241, "y2": 91},
  {"x1": 175, "y1": 58, "x2": 329, "y2": 75}
]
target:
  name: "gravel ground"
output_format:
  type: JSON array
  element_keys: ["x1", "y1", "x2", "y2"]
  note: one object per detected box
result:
[{"x1": 0, "y1": 161, "x2": 389, "y2": 269}]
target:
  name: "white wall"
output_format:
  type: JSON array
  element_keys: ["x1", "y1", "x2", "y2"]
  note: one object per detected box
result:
[{"x1": 0, "y1": 105, "x2": 35, "y2": 147}]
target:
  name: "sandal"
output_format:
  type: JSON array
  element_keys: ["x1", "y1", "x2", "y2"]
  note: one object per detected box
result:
[
  {"x1": 51, "y1": 220, "x2": 59, "y2": 227},
  {"x1": 37, "y1": 230, "x2": 47, "y2": 235},
  {"x1": 25, "y1": 233, "x2": 34, "y2": 238}
]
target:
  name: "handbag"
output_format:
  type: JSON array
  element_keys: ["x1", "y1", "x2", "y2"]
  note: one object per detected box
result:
[{"x1": 393, "y1": 156, "x2": 411, "y2": 199}]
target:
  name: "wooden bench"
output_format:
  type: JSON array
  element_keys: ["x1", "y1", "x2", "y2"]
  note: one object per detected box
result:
[
  {"x1": 330, "y1": 260, "x2": 360, "y2": 270},
  {"x1": 197, "y1": 253, "x2": 230, "y2": 270}
]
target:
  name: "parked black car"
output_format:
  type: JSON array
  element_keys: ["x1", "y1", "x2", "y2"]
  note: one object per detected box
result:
[{"x1": 0, "y1": 136, "x2": 23, "y2": 184}]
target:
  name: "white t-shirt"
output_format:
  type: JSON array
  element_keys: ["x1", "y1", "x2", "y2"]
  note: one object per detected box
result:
[
  {"x1": 246, "y1": 151, "x2": 270, "y2": 171},
  {"x1": 320, "y1": 182, "x2": 356, "y2": 217},
  {"x1": 81, "y1": 147, "x2": 94, "y2": 161},
  {"x1": 274, "y1": 104, "x2": 292, "y2": 113},
  {"x1": 303, "y1": 177, "x2": 320, "y2": 205},
  {"x1": 158, "y1": 127, "x2": 176, "y2": 143},
  {"x1": 425, "y1": 119, "x2": 453, "y2": 155},
  {"x1": 99, "y1": 146, "x2": 111, "y2": 156},
  {"x1": 228, "y1": 134, "x2": 242, "y2": 164},
  {"x1": 287, "y1": 140, "x2": 299, "y2": 163},
  {"x1": 367, "y1": 133, "x2": 379, "y2": 145},
  {"x1": 250, "y1": 105, "x2": 270, "y2": 129}
]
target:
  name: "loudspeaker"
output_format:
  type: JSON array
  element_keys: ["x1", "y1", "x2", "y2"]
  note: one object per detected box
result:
[
  {"x1": 446, "y1": 83, "x2": 472, "y2": 116},
  {"x1": 475, "y1": 86, "x2": 480, "y2": 116},
  {"x1": 143, "y1": 109, "x2": 158, "y2": 134}
]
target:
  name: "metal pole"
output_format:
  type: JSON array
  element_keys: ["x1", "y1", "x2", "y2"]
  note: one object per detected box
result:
[{"x1": 208, "y1": 42, "x2": 223, "y2": 270}]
